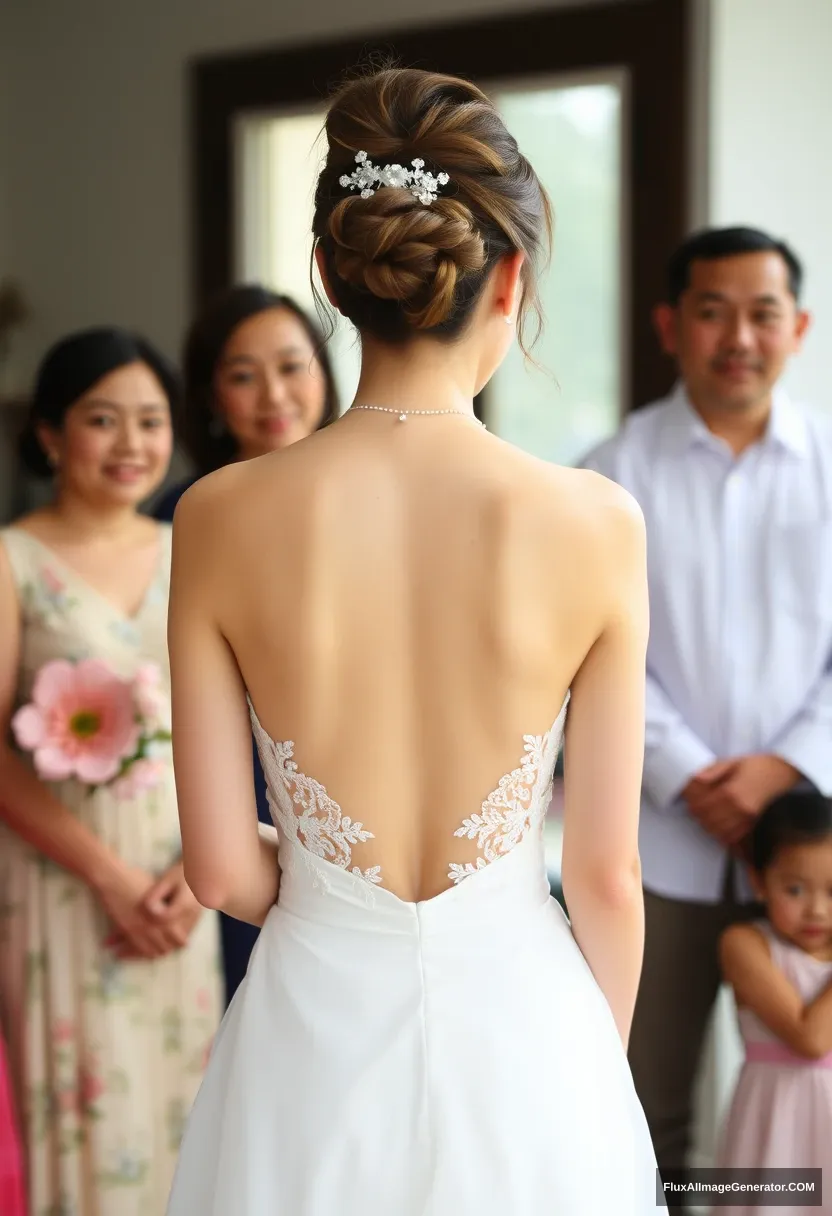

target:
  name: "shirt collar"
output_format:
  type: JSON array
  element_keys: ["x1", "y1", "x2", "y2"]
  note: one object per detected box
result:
[{"x1": 663, "y1": 381, "x2": 809, "y2": 460}]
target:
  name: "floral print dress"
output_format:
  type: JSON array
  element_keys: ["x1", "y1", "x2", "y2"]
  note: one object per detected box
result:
[{"x1": 0, "y1": 526, "x2": 221, "y2": 1216}]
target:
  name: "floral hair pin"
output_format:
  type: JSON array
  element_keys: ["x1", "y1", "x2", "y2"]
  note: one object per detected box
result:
[{"x1": 339, "y1": 151, "x2": 450, "y2": 207}]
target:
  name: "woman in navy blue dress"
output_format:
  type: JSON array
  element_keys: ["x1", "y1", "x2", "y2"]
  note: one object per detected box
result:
[{"x1": 155, "y1": 285, "x2": 339, "y2": 1003}]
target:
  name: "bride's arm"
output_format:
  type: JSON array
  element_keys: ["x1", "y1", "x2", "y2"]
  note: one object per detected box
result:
[
  {"x1": 559, "y1": 481, "x2": 648, "y2": 1049},
  {"x1": 168, "y1": 489, "x2": 280, "y2": 926}
]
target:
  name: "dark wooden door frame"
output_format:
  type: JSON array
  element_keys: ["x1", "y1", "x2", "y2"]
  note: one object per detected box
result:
[{"x1": 191, "y1": 0, "x2": 690, "y2": 412}]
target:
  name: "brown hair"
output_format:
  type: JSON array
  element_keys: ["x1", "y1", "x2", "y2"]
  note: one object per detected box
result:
[{"x1": 313, "y1": 68, "x2": 551, "y2": 348}]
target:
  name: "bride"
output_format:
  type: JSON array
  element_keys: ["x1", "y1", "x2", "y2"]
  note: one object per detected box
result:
[{"x1": 166, "y1": 66, "x2": 662, "y2": 1214}]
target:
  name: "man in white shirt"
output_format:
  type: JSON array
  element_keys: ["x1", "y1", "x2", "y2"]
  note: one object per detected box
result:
[{"x1": 582, "y1": 226, "x2": 831, "y2": 1203}]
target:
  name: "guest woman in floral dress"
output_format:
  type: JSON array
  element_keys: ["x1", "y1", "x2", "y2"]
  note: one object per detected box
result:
[{"x1": 0, "y1": 328, "x2": 221, "y2": 1216}]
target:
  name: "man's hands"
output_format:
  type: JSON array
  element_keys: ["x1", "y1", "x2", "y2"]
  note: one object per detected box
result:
[{"x1": 683, "y1": 755, "x2": 803, "y2": 846}]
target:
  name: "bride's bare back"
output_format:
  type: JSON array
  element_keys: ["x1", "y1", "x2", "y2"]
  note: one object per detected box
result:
[{"x1": 170, "y1": 411, "x2": 645, "y2": 903}]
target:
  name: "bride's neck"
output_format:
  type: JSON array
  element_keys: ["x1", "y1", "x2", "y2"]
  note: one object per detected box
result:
[{"x1": 352, "y1": 334, "x2": 478, "y2": 417}]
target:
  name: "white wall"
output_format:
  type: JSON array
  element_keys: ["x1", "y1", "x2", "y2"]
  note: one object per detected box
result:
[
  {"x1": 1, "y1": 0, "x2": 616, "y2": 392},
  {"x1": 709, "y1": 0, "x2": 832, "y2": 408}
]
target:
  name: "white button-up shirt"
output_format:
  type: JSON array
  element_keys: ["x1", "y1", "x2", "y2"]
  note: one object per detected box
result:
[{"x1": 582, "y1": 384, "x2": 832, "y2": 902}]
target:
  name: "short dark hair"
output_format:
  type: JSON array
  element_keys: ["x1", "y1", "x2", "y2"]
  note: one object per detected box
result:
[
  {"x1": 749, "y1": 789, "x2": 832, "y2": 874},
  {"x1": 667, "y1": 226, "x2": 804, "y2": 305},
  {"x1": 180, "y1": 285, "x2": 339, "y2": 476},
  {"x1": 19, "y1": 326, "x2": 180, "y2": 479}
]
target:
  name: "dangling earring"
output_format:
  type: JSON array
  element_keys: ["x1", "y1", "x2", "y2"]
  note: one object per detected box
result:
[{"x1": 504, "y1": 315, "x2": 513, "y2": 326}]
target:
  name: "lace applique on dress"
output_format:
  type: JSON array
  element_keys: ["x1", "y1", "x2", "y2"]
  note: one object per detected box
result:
[
  {"x1": 448, "y1": 701, "x2": 566, "y2": 886},
  {"x1": 249, "y1": 712, "x2": 384, "y2": 894},
  {"x1": 250, "y1": 693, "x2": 568, "y2": 898}
]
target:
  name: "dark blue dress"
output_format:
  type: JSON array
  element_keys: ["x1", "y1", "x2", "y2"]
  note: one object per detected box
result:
[{"x1": 154, "y1": 479, "x2": 269, "y2": 1007}]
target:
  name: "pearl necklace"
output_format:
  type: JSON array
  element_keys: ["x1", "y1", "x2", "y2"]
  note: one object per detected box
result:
[{"x1": 349, "y1": 404, "x2": 485, "y2": 429}]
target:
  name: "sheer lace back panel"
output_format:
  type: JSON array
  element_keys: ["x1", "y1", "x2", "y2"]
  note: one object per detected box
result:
[{"x1": 248, "y1": 693, "x2": 568, "y2": 903}]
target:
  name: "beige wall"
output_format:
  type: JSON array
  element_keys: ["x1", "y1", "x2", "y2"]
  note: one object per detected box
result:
[{"x1": 2, "y1": 0, "x2": 617, "y2": 390}]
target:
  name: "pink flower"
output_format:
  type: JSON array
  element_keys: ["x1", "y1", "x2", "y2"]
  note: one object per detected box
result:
[
  {"x1": 110, "y1": 758, "x2": 165, "y2": 801},
  {"x1": 135, "y1": 688, "x2": 167, "y2": 730},
  {"x1": 12, "y1": 659, "x2": 139, "y2": 784},
  {"x1": 132, "y1": 663, "x2": 168, "y2": 732},
  {"x1": 131, "y1": 758, "x2": 164, "y2": 790},
  {"x1": 134, "y1": 662, "x2": 162, "y2": 690}
]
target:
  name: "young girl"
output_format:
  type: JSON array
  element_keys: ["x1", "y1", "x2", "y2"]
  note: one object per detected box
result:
[{"x1": 718, "y1": 790, "x2": 832, "y2": 1214}]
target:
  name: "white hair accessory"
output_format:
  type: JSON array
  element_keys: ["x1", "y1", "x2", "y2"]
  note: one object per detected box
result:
[{"x1": 339, "y1": 151, "x2": 450, "y2": 207}]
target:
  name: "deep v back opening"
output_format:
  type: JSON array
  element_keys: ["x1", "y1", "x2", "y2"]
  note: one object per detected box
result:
[{"x1": 247, "y1": 692, "x2": 569, "y2": 906}]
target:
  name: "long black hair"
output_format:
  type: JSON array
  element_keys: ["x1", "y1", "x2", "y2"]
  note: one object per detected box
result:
[
  {"x1": 180, "y1": 285, "x2": 339, "y2": 475},
  {"x1": 19, "y1": 326, "x2": 180, "y2": 479}
]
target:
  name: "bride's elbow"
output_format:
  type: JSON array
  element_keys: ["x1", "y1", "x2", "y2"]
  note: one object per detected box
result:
[
  {"x1": 562, "y1": 855, "x2": 643, "y2": 910},
  {"x1": 600, "y1": 858, "x2": 643, "y2": 908},
  {"x1": 183, "y1": 858, "x2": 236, "y2": 912},
  {"x1": 193, "y1": 885, "x2": 229, "y2": 913}
]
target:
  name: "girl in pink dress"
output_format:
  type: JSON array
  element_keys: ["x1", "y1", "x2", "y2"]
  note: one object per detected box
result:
[
  {"x1": 718, "y1": 790, "x2": 832, "y2": 1216},
  {"x1": 0, "y1": 1030, "x2": 25, "y2": 1216}
]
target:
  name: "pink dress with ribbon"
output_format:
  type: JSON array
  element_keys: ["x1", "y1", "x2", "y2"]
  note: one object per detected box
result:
[{"x1": 718, "y1": 920, "x2": 832, "y2": 1215}]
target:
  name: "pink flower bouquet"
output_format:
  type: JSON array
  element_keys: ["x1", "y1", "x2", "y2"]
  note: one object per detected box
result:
[{"x1": 11, "y1": 658, "x2": 171, "y2": 800}]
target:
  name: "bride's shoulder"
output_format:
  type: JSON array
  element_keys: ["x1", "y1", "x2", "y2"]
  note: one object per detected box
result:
[
  {"x1": 561, "y1": 464, "x2": 644, "y2": 532},
  {"x1": 167, "y1": 462, "x2": 256, "y2": 571},
  {"x1": 507, "y1": 449, "x2": 643, "y2": 539},
  {"x1": 527, "y1": 464, "x2": 647, "y2": 604},
  {"x1": 169, "y1": 453, "x2": 277, "y2": 526},
  {"x1": 496, "y1": 454, "x2": 645, "y2": 596}
]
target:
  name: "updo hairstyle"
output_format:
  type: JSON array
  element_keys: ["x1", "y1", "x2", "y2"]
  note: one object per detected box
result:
[{"x1": 312, "y1": 68, "x2": 551, "y2": 348}]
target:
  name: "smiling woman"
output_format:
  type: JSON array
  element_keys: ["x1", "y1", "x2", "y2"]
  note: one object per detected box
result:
[
  {"x1": 155, "y1": 284, "x2": 339, "y2": 512},
  {"x1": 0, "y1": 327, "x2": 222, "y2": 1216}
]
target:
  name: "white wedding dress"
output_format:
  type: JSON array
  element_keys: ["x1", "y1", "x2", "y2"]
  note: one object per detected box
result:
[{"x1": 166, "y1": 692, "x2": 663, "y2": 1214}]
